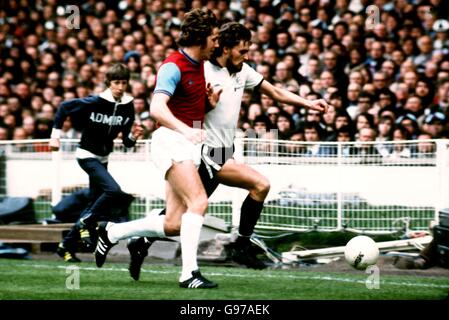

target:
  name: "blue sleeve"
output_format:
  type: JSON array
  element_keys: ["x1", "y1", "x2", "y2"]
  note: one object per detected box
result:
[
  {"x1": 154, "y1": 63, "x2": 181, "y2": 97},
  {"x1": 53, "y1": 96, "x2": 98, "y2": 129}
]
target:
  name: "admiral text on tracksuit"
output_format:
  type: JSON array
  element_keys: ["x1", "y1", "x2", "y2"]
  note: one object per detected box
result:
[{"x1": 52, "y1": 89, "x2": 137, "y2": 251}]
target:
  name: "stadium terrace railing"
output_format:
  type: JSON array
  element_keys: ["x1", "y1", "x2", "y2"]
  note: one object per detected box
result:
[{"x1": 1, "y1": 137, "x2": 448, "y2": 235}]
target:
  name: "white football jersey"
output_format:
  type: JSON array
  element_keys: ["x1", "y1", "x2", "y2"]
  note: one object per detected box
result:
[{"x1": 204, "y1": 61, "x2": 263, "y2": 148}]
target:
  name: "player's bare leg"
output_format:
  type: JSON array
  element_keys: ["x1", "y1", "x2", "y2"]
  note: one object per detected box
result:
[
  {"x1": 217, "y1": 159, "x2": 270, "y2": 269},
  {"x1": 217, "y1": 159, "x2": 270, "y2": 201},
  {"x1": 128, "y1": 182, "x2": 186, "y2": 280},
  {"x1": 166, "y1": 160, "x2": 217, "y2": 288},
  {"x1": 127, "y1": 168, "x2": 203, "y2": 281},
  {"x1": 163, "y1": 177, "x2": 189, "y2": 235}
]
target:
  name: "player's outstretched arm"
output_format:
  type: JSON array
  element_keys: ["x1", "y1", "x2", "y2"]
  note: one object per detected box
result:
[{"x1": 260, "y1": 80, "x2": 329, "y2": 113}]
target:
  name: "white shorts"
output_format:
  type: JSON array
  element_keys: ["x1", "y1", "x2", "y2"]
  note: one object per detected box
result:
[{"x1": 151, "y1": 126, "x2": 202, "y2": 178}]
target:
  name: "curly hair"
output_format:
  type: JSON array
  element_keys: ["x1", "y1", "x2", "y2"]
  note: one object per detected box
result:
[
  {"x1": 177, "y1": 9, "x2": 218, "y2": 47},
  {"x1": 213, "y1": 22, "x2": 252, "y2": 57}
]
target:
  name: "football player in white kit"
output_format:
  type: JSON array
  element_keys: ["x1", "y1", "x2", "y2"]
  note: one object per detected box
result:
[{"x1": 125, "y1": 22, "x2": 329, "y2": 278}]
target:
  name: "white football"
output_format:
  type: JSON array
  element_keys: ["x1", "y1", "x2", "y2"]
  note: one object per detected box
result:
[{"x1": 344, "y1": 236, "x2": 379, "y2": 270}]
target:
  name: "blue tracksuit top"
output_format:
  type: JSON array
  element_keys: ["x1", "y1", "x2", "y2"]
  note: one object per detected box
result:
[{"x1": 53, "y1": 89, "x2": 136, "y2": 157}]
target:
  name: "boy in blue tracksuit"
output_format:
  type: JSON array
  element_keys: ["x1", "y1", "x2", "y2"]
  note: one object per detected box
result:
[{"x1": 49, "y1": 63, "x2": 143, "y2": 262}]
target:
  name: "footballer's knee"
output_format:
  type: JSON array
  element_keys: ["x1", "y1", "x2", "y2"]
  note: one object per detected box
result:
[
  {"x1": 164, "y1": 218, "x2": 181, "y2": 236},
  {"x1": 189, "y1": 194, "x2": 208, "y2": 215},
  {"x1": 250, "y1": 176, "x2": 270, "y2": 201}
]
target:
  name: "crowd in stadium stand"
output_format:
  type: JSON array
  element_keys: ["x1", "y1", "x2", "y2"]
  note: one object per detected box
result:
[{"x1": 1, "y1": 0, "x2": 449, "y2": 158}]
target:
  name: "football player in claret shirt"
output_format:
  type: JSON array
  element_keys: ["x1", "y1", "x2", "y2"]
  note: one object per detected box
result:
[{"x1": 93, "y1": 9, "x2": 220, "y2": 289}]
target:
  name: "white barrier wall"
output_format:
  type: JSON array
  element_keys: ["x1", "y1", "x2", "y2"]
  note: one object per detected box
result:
[
  {"x1": 7, "y1": 158, "x2": 444, "y2": 207},
  {"x1": 3, "y1": 138, "x2": 448, "y2": 233}
]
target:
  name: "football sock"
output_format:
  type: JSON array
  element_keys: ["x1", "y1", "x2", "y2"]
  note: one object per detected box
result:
[
  {"x1": 238, "y1": 195, "x2": 264, "y2": 238},
  {"x1": 107, "y1": 215, "x2": 166, "y2": 243},
  {"x1": 179, "y1": 212, "x2": 204, "y2": 282}
]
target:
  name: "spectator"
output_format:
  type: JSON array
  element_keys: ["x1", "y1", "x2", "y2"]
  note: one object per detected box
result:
[
  {"x1": 34, "y1": 117, "x2": 53, "y2": 139},
  {"x1": 346, "y1": 45, "x2": 367, "y2": 73},
  {"x1": 287, "y1": 33, "x2": 310, "y2": 66},
  {"x1": 403, "y1": 96, "x2": 425, "y2": 121},
  {"x1": 376, "y1": 115, "x2": 395, "y2": 156},
  {"x1": 285, "y1": 129, "x2": 305, "y2": 155},
  {"x1": 322, "y1": 104, "x2": 337, "y2": 137},
  {"x1": 303, "y1": 121, "x2": 335, "y2": 157},
  {"x1": 351, "y1": 127, "x2": 382, "y2": 164},
  {"x1": 139, "y1": 111, "x2": 157, "y2": 139},
  {"x1": 381, "y1": 60, "x2": 399, "y2": 83},
  {"x1": 391, "y1": 82, "x2": 410, "y2": 109},
  {"x1": 377, "y1": 88, "x2": 397, "y2": 110},
  {"x1": 422, "y1": 111, "x2": 446, "y2": 138},
  {"x1": 387, "y1": 124, "x2": 413, "y2": 159},
  {"x1": 354, "y1": 112, "x2": 375, "y2": 139},
  {"x1": 1, "y1": 0, "x2": 449, "y2": 149},
  {"x1": 413, "y1": 133, "x2": 435, "y2": 159},
  {"x1": 334, "y1": 109, "x2": 354, "y2": 132},
  {"x1": 365, "y1": 41, "x2": 385, "y2": 75},
  {"x1": 396, "y1": 113, "x2": 421, "y2": 140},
  {"x1": 372, "y1": 71, "x2": 389, "y2": 94},
  {"x1": 13, "y1": 127, "x2": 27, "y2": 140},
  {"x1": 348, "y1": 70, "x2": 365, "y2": 87},
  {"x1": 246, "y1": 114, "x2": 276, "y2": 156},
  {"x1": 0, "y1": 126, "x2": 9, "y2": 140},
  {"x1": 333, "y1": 124, "x2": 354, "y2": 156},
  {"x1": 300, "y1": 55, "x2": 321, "y2": 83},
  {"x1": 273, "y1": 61, "x2": 300, "y2": 93},
  {"x1": 260, "y1": 94, "x2": 276, "y2": 113},
  {"x1": 276, "y1": 111, "x2": 294, "y2": 140},
  {"x1": 256, "y1": 62, "x2": 273, "y2": 82},
  {"x1": 413, "y1": 35, "x2": 433, "y2": 73},
  {"x1": 415, "y1": 77, "x2": 435, "y2": 109},
  {"x1": 348, "y1": 92, "x2": 374, "y2": 120},
  {"x1": 346, "y1": 83, "x2": 362, "y2": 111},
  {"x1": 133, "y1": 95, "x2": 148, "y2": 118},
  {"x1": 266, "y1": 105, "x2": 281, "y2": 129},
  {"x1": 432, "y1": 19, "x2": 449, "y2": 50},
  {"x1": 22, "y1": 116, "x2": 35, "y2": 139},
  {"x1": 435, "y1": 78, "x2": 449, "y2": 112}
]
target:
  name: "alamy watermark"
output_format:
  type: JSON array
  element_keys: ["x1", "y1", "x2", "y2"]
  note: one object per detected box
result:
[
  {"x1": 365, "y1": 5, "x2": 380, "y2": 30},
  {"x1": 65, "y1": 5, "x2": 80, "y2": 30},
  {"x1": 365, "y1": 265, "x2": 380, "y2": 290},
  {"x1": 65, "y1": 265, "x2": 80, "y2": 290}
]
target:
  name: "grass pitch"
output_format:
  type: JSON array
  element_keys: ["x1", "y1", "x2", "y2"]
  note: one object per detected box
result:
[{"x1": 0, "y1": 258, "x2": 448, "y2": 300}]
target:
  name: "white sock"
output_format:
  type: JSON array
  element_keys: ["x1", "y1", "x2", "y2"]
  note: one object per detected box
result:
[
  {"x1": 107, "y1": 215, "x2": 166, "y2": 243},
  {"x1": 179, "y1": 212, "x2": 204, "y2": 282}
]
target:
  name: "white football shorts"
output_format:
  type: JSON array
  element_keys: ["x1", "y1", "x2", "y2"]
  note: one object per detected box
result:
[{"x1": 150, "y1": 126, "x2": 202, "y2": 178}]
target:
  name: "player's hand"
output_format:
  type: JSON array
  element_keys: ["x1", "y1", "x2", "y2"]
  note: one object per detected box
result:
[
  {"x1": 131, "y1": 122, "x2": 145, "y2": 139},
  {"x1": 183, "y1": 127, "x2": 207, "y2": 144},
  {"x1": 49, "y1": 137, "x2": 60, "y2": 151},
  {"x1": 206, "y1": 82, "x2": 222, "y2": 110},
  {"x1": 309, "y1": 99, "x2": 329, "y2": 113}
]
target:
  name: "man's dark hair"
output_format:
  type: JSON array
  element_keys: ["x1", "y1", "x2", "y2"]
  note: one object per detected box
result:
[
  {"x1": 377, "y1": 87, "x2": 397, "y2": 106},
  {"x1": 253, "y1": 114, "x2": 272, "y2": 129},
  {"x1": 105, "y1": 63, "x2": 130, "y2": 87},
  {"x1": 213, "y1": 22, "x2": 252, "y2": 57},
  {"x1": 304, "y1": 121, "x2": 323, "y2": 139},
  {"x1": 358, "y1": 91, "x2": 375, "y2": 104},
  {"x1": 177, "y1": 9, "x2": 218, "y2": 47},
  {"x1": 335, "y1": 125, "x2": 355, "y2": 141}
]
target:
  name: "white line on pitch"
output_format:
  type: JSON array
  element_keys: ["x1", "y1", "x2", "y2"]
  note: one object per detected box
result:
[{"x1": 12, "y1": 262, "x2": 449, "y2": 289}]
